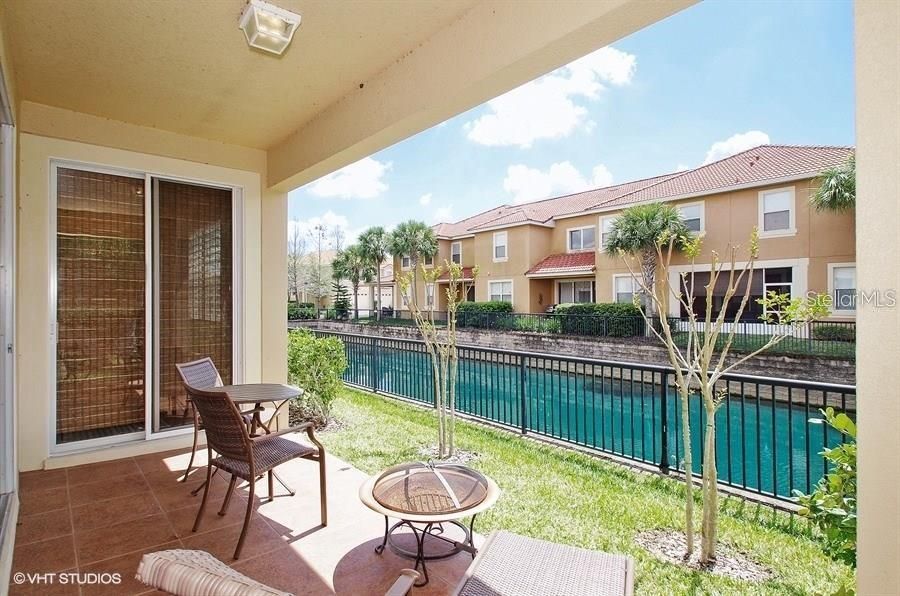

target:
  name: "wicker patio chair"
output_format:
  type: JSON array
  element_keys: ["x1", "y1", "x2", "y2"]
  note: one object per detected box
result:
[
  {"x1": 185, "y1": 384, "x2": 327, "y2": 560},
  {"x1": 175, "y1": 357, "x2": 262, "y2": 484}
]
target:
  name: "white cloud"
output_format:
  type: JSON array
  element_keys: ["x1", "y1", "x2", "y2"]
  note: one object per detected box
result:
[
  {"x1": 703, "y1": 131, "x2": 770, "y2": 165},
  {"x1": 464, "y1": 46, "x2": 636, "y2": 148},
  {"x1": 675, "y1": 163, "x2": 690, "y2": 172},
  {"x1": 288, "y1": 210, "x2": 362, "y2": 247},
  {"x1": 307, "y1": 157, "x2": 391, "y2": 199},
  {"x1": 418, "y1": 193, "x2": 433, "y2": 206},
  {"x1": 432, "y1": 205, "x2": 453, "y2": 223},
  {"x1": 503, "y1": 161, "x2": 614, "y2": 204}
]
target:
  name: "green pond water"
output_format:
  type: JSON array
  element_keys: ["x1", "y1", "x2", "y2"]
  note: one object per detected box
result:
[{"x1": 341, "y1": 339, "x2": 848, "y2": 500}]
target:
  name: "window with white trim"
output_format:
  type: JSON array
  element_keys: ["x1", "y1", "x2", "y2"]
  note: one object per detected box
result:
[
  {"x1": 423, "y1": 254, "x2": 434, "y2": 267},
  {"x1": 759, "y1": 188, "x2": 795, "y2": 234},
  {"x1": 558, "y1": 280, "x2": 594, "y2": 304},
  {"x1": 450, "y1": 241, "x2": 462, "y2": 265},
  {"x1": 614, "y1": 275, "x2": 637, "y2": 304},
  {"x1": 678, "y1": 203, "x2": 703, "y2": 232},
  {"x1": 489, "y1": 280, "x2": 512, "y2": 303},
  {"x1": 567, "y1": 226, "x2": 596, "y2": 252},
  {"x1": 601, "y1": 216, "x2": 617, "y2": 248},
  {"x1": 400, "y1": 255, "x2": 411, "y2": 269},
  {"x1": 426, "y1": 283, "x2": 435, "y2": 307},
  {"x1": 831, "y1": 265, "x2": 856, "y2": 311},
  {"x1": 493, "y1": 231, "x2": 508, "y2": 262}
]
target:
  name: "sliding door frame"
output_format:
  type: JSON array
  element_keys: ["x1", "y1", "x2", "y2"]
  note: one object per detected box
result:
[{"x1": 48, "y1": 159, "x2": 244, "y2": 453}]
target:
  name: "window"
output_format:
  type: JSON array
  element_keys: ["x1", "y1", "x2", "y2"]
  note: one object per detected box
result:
[
  {"x1": 400, "y1": 255, "x2": 411, "y2": 269},
  {"x1": 614, "y1": 275, "x2": 637, "y2": 304},
  {"x1": 426, "y1": 283, "x2": 435, "y2": 307},
  {"x1": 680, "y1": 266, "x2": 793, "y2": 320},
  {"x1": 423, "y1": 255, "x2": 434, "y2": 267},
  {"x1": 678, "y1": 203, "x2": 703, "y2": 232},
  {"x1": 489, "y1": 280, "x2": 513, "y2": 303},
  {"x1": 600, "y1": 216, "x2": 617, "y2": 248},
  {"x1": 567, "y1": 226, "x2": 596, "y2": 252},
  {"x1": 493, "y1": 231, "x2": 508, "y2": 262},
  {"x1": 558, "y1": 280, "x2": 594, "y2": 304},
  {"x1": 451, "y1": 241, "x2": 462, "y2": 265},
  {"x1": 831, "y1": 265, "x2": 856, "y2": 311},
  {"x1": 759, "y1": 188, "x2": 795, "y2": 235}
]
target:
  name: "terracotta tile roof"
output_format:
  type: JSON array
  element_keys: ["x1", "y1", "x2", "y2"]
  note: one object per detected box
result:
[
  {"x1": 526, "y1": 252, "x2": 595, "y2": 276},
  {"x1": 436, "y1": 266, "x2": 475, "y2": 281},
  {"x1": 589, "y1": 145, "x2": 854, "y2": 210},
  {"x1": 433, "y1": 145, "x2": 854, "y2": 238}
]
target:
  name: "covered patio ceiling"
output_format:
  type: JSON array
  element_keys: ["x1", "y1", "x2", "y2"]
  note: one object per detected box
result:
[{"x1": 0, "y1": 0, "x2": 692, "y2": 191}]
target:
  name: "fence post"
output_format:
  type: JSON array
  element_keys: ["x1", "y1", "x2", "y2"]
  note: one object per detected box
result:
[
  {"x1": 370, "y1": 336, "x2": 379, "y2": 393},
  {"x1": 519, "y1": 354, "x2": 528, "y2": 435},
  {"x1": 659, "y1": 371, "x2": 670, "y2": 474}
]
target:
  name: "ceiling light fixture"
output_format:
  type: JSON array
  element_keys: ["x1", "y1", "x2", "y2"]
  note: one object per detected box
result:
[{"x1": 239, "y1": 0, "x2": 301, "y2": 56}]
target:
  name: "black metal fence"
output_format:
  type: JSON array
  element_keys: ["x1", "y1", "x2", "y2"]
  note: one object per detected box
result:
[
  {"x1": 311, "y1": 329, "x2": 856, "y2": 504},
  {"x1": 294, "y1": 308, "x2": 856, "y2": 359}
]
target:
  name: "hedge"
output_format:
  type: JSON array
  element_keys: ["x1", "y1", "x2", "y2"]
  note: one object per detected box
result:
[
  {"x1": 457, "y1": 301, "x2": 514, "y2": 329},
  {"x1": 554, "y1": 302, "x2": 644, "y2": 337},
  {"x1": 287, "y1": 302, "x2": 317, "y2": 320},
  {"x1": 811, "y1": 323, "x2": 856, "y2": 343}
]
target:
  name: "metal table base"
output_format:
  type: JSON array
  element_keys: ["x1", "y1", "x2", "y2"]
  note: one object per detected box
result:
[{"x1": 374, "y1": 515, "x2": 477, "y2": 587}]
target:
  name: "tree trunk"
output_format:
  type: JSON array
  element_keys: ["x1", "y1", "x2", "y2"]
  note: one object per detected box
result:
[
  {"x1": 640, "y1": 250, "x2": 658, "y2": 316},
  {"x1": 700, "y1": 400, "x2": 719, "y2": 563},
  {"x1": 376, "y1": 277, "x2": 382, "y2": 321},
  {"x1": 353, "y1": 281, "x2": 359, "y2": 320},
  {"x1": 679, "y1": 384, "x2": 695, "y2": 556},
  {"x1": 448, "y1": 349, "x2": 458, "y2": 457}
]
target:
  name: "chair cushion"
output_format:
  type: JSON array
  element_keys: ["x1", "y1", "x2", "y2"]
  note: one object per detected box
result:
[
  {"x1": 454, "y1": 531, "x2": 633, "y2": 596},
  {"x1": 213, "y1": 436, "x2": 316, "y2": 481},
  {"x1": 136, "y1": 549, "x2": 291, "y2": 596}
]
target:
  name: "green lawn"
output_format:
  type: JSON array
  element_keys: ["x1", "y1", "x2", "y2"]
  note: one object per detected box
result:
[{"x1": 321, "y1": 388, "x2": 854, "y2": 595}]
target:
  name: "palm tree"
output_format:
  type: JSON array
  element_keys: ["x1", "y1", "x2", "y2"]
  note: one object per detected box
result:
[
  {"x1": 332, "y1": 244, "x2": 376, "y2": 320},
  {"x1": 358, "y1": 226, "x2": 391, "y2": 320},
  {"x1": 604, "y1": 202, "x2": 691, "y2": 315},
  {"x1": 811, "y1": 154, "x2": 855, "y2": 212},
  {"x1": 389, "y1": 220, "x2": 439, "y2": 303}
]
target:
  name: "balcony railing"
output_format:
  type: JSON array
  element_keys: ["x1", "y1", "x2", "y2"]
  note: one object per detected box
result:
[
  {"x1": 293, "y1": 308, "x2": 857, "y2": 360},
  {"x1": 311, "y1": 329, "x2": 856, "y2": 505}
]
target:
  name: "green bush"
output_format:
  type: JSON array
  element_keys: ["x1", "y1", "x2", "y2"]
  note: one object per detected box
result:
[
  {"x1": 513, "y1": 316, "x2": 562, "y2": 334},
  {"x1": 286, "y1": 329, "x2": 347, "y2": 425},
  {"x1": 554, "y1": 302, "x2": 644, "y2": 337},
  {"x1": 811, "y1": 324, "x2": 856, "y2": 343},
  {"x1": 457, "y1": 301, "x2": 514, "y2": 329},
  {"x1": 287, "y1": 302, "x2": 317, "y2": 320},
  {"x1": 794, "y1": 408, "x2": 857, "y2": 566}
]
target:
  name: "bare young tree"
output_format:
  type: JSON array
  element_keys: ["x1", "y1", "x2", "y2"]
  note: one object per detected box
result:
[
  {"x1": 620, "y1": 227, "x2": 828, "y2": 564},
  {"x1": 287, "y1": 222, "x2": 307, "y2": 303},
  {"x1": 399, "y1": 261, "x2": 477, "y2": 458},
  {"x1": 305, "y1": 224, "x2": 330, "y2": 308}
]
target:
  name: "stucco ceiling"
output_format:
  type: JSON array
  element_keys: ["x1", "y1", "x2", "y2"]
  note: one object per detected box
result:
[{"x1": 2, "y1": 0, "x2": 477, "y2": 149}]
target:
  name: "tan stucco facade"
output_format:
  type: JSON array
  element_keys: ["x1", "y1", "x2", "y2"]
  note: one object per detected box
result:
[{"x1": 441, "y1": 177, "x2": 855, "y2": 319}]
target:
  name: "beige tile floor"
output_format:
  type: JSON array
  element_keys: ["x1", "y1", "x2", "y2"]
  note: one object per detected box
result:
[{"x1": 11, "y1": 445, "x2": 474, "y2": 595}]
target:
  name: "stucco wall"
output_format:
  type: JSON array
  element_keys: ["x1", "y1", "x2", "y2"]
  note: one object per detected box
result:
[{"x1": 15, "y1": 107, "x2": 284, "y2": 471}]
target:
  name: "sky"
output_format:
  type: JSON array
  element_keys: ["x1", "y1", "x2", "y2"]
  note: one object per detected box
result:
[{"x1": 287, "y1": 0, "x2": 854, "y2": 246}]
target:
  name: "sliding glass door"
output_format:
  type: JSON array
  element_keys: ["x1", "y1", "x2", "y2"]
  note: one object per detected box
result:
[
  {"x1": 153, "y1": 179, "x2": 233, "y2": 432},
  {"x1": 54, "y1": 166, "x2": 236, "y2": 446},
  {"x1": 55, "y1": 168, "x2": 147, "y2": 444}
]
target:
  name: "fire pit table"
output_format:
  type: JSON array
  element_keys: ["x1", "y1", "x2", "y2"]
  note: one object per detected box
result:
[{"x1": 359, "y1": 461, "x2": 500, "y2": 587}]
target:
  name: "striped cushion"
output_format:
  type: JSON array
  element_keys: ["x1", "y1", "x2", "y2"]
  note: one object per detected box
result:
[{"x1": 136, "y1": 549, "x2": 292, "y2": 596}]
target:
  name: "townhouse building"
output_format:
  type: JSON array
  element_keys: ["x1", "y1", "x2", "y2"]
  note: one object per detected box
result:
[{"x1": 394, "y1": 145, "x2": 856, "y2": 321}]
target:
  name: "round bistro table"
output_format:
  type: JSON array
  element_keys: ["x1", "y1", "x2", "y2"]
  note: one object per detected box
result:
[{"x1": 359, "y1": 462, "x2": 500, "y2": 587}]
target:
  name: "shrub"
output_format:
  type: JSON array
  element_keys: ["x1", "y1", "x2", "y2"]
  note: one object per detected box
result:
[
  {"x1": 288, "y1": 302, "x2": 317, "y2": 320},
  {"x1": 286, "y1": 329, "x2": 347, "y2": 426},
  {"x1": 513, "y1": 316, "x2": 562, "y2": 334},
  {"x1": 794, "y1": 407, "x2": 857, "y2": 566},
  {"x1": 554, "y1": 302, "x2": 644, "y2": 337},
  {"x1": 811, "y1": 324, "x2": 856, "y2": 343},
  {"x1": 457, "y1": 301, "x2": 514, "y2": 329}
]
